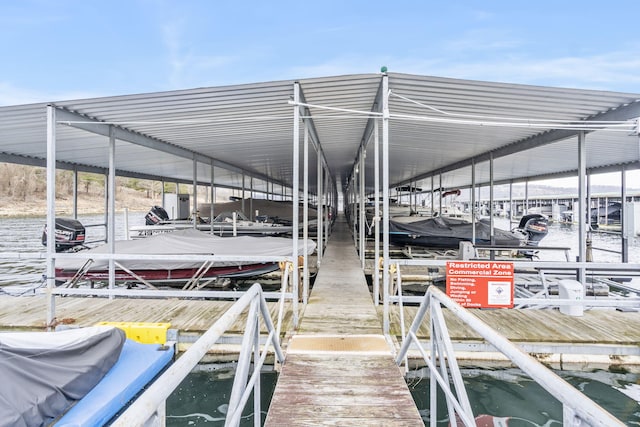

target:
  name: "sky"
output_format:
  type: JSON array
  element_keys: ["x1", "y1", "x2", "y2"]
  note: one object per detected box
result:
[
  {"x1": 2, "y1": 0, "x2": 640, "y2": 104},
  {"x1": 1, "y1": 0, "x2": 639, "y2": 185}
]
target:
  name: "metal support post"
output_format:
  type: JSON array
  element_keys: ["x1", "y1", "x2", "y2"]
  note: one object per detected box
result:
[
  {"x1": 303, "y1": 123, "x2": 310, "y2": 304},
  {"x1": 292, "y1": 82, "x2": 301, "y2": 326},
  {"x1": 108, "y1": 126, "x2": 116, "y2": 296},
  {"x1": 382, "y1": 73, "x2": 391, "y2": 334},
  {"x1": 45, "y1": 105, "x2": 57, "y2": 328},
  {"x1": 241, "y1": 172, "x2": 245, "y2": 215},
  {"x1": 509, "y1": 181, "x2": 513, "y2": 223},
  {"x1": 489, "y1": 153, "x2": 495, "y2": 258},
  {"x1": 578, "y1": 131, "x2": 587, "y2": 283},
  {"x1": 210, "y1": 162, "x2": 215, "y2": 235},
  {"x1": 438, "y1": 173, "x2": 443, "y2": 214},
  {"x1": 373, "y1": 118, "x2": 380, "y2": 305},
  {"x1": 72, "y1": 167, "x2": 78, "y2": 219},
  {"x1": 193, "y1": 156, "x2": 198, "y2": 228},
  {"x1": 359, "y1": 149, "x2": 366, "y2": 269},
  {"x1": 621, "y1": 166, "x2": 629, "y2": 262},
  {"x1": 324, "y1": 171, "x2": 329, "y2": 241},
  {"x1": 317, "y1": 151, "x2": 324, "y2": 264},
  {"x1": 471, "y1": 159, "x2": 476, "y2": 243}
]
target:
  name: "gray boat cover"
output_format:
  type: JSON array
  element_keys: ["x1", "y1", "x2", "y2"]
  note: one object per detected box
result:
[
  {"x1": 389, "y1": 216, "x2": 523, "y2": 248},
  {"x1": 0, "y1": 326, "x2": 126, "y2": 427},
  {"x1": 198, "y1": 198, "x2": 318, "y2": 222},
  {"x1": 56, "y1": 228, "x2": 316, "y2": 272}
]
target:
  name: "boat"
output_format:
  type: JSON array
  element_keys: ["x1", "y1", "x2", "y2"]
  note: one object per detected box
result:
[
  {"x1": 206, "y1": 210, "x2": 294, "y2": 236},
  {"x1": 590, "y1": 201, "x2": 622, "y2": 226},
  {"x1": 131, "y1": 206, "x2": 294, "y2": 238},
  {"x1": 54, "y1": 229, "x2": 316, "y2": 285},
  {"x1": 198, "y1": 198, "x2": 321, "y2": 229},
  {"x1": 388, "y1": 214, "x2": 548, "y2": 251},
  {"x1": 0, "y1": 326, "x2": 126, "y2": 426}
]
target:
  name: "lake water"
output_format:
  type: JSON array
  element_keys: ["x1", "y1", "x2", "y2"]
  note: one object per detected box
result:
[
  {"x1": 1, "y1": 213, "x2": 638, "y2": 288},
  {"x1": 164, "y1": 365, "x2": 640, "y2": 426},
  {"x1": 408, "y1": 367, "x2": 640, "y2": 426},
  {"x1": 165, "y1": 365, "x2": 277, "y2": 426},
  {"x1": 1, "y1": 213, "x2": 639, "y2": 425}
]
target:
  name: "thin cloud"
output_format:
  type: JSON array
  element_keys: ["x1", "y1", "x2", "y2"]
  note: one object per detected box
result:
[
  {"x1": 361, "y1": 49, "x2": 640, "y2": 92},
  {"x1": 442, "y1": 28, "x2": 523, "y2": 52},
  {"x1": 0, "y1": 82, "x2": 102, "y2": 106},
  {"x1": 160, "y1": 19, "x2": 240, "y2": 89}
]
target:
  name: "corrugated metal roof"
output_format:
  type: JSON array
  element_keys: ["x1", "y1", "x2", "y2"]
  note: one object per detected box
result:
[{"x1": 0, "y1": 72, "x2": 638, "y2": 197}]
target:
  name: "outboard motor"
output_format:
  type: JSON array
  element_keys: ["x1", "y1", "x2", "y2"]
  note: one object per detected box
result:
[
  {"x1": 42, "y1": 218, "x2": 86, "y2": 252},
  {"x1": 145, "y1": 205, "x2": 169, "y2": 225},
  {"x1": 516, "y1": 214, "x2": 549, "y2": 258},
  {"x1": 519, "y1": 214, "x2": 549, "y2": 245}
]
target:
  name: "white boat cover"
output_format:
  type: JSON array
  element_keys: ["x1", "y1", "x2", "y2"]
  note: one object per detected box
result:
[
  {"x1": 56, "y1": 229, "x2": 317, "y2": 272},
  {"x1": 0, "y1": 326, "x2": 126, "y2": 427}
]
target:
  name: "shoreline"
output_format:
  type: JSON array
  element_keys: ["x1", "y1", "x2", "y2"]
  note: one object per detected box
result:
[{"x1": 0, "y1": 194, "x2": 158, "y2": 219}]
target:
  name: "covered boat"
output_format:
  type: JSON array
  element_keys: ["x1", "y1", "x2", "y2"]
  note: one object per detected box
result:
[
  {"x1": 389, "y1": 216, "x2": 524, "y2": 249},
  {"x1": 198, "y1": 198, "x2": 322, "y2": 229},
  {"x1": 54, "y1": 229, "x2": 316, "y2": 284},
  {"x1": 206, "y1": 210, "x2": 294, "y2": 236},
  {"x1": 0, "y1": 326, "x2": 125, "y2": 427},
  {"x1": 131, "y1": 206, "x2": 294, "y2": 238}
]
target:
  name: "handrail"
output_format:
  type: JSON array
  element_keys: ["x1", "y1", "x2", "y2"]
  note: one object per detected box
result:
[
  {"x1": 396, "y1": 286, "x2": 624, "y2": 426},
  {"x1": 384, "y1": 257, "x2": 640, "y2": 310},
  {"x1": 10, "y1": 249, "x2": 301, "y2": 327},
  {"x1": 473, "y1": 244, "x2": 572, "y2": 261},
  {"x1": 110, "y1": 282, "x2": 285, "y2": 427}
]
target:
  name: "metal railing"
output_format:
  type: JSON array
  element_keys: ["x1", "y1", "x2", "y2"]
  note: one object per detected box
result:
[
  {"x1": 383, "y1": 258, "x2": 640, "y2": 309},
  {"x1": 395, "y1": 286, "x2": 625, "y2": 426},
  {"x1": 44, "y1": 251, "x2": 299, "y2": 328},
  {"x1": 110, "y1": 283, "x2": 285, "y2": 427}
]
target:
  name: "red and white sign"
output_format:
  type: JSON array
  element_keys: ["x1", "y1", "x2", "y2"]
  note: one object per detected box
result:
[{"x1": 445, "y1": 261, "x2": 514, "y2": 308}]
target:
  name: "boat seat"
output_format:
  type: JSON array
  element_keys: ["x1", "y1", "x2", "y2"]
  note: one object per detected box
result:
[{"x1": 55, "y1": 339, "x2": 174, "y2": 427}]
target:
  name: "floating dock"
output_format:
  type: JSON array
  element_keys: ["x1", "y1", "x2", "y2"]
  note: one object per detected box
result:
[
  {"x1": 264, "y1": 217, "x2": 423, "y2": 425},
  {"x1": 2, "y1": 217, "x2": 640, "y2": 424}
]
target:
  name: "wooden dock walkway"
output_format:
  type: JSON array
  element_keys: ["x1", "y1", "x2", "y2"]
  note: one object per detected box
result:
[
  {"x1": 264, "y1": 217, "x2": 424, "y2": 426},
  {"x1": 1, "y1": 217, "x2": 640, "y2": 424}
]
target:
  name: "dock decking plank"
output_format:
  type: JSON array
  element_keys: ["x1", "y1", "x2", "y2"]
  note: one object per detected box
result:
[
  {"x1": 0, "y1": 294, "x2": 293, "y2": 335},
  {"x1": 265, "y1": 217, "x2": 424, "y2": 426},
  {"x1": 266, "y1": 353, "x2": 422, "y2": 426}
]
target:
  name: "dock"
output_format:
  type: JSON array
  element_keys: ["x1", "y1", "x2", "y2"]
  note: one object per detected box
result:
[
  {"x1": 2, "y1": 217, "x2": 640, "y2": 423},
  {"x1": 264, "y1": 217, "x2": 424, "y2": 426}
]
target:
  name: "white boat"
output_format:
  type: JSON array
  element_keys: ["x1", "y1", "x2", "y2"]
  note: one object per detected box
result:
[
  {"x1": 199, "y1": 198, "x2": 320, "y2": 230},
  {"x1": 206, "y1": 210, "x2": 294, "y2": 236},
  {"x1": 55, "y1": 229, "x2": 316, "y2": 285},
  {"x1": 131, "y1": 208, "x2": 294, "y2": 238}
]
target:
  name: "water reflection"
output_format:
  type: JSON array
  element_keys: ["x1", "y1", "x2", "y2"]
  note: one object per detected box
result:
[
  {"x1": 407, "y1": 367, "x2": 640, "y2": 426},
  {"x1": 0, "y1": 213, "x2": 141, "y2": 287},
  {"x1": 165, "y1": 366, "x2": 277, "y2": 427}
]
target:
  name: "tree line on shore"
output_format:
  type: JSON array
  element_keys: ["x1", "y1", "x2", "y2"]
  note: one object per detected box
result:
[{"x1": 0, "y1": 163, "x2": 161, "y2": 201}]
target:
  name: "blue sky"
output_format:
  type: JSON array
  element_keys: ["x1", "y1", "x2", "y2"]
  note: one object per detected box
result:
[
  {"x1": 1, "y1": 0, "x2": 638, "y2": 187},
  {"x1": 1, "y1": 0, "x2": 640, "y2": 106}
]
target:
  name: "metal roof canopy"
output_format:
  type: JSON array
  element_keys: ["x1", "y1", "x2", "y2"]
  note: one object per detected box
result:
[{"x1": 0, "y1": 72, "x2": 639, "y2": 198}]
